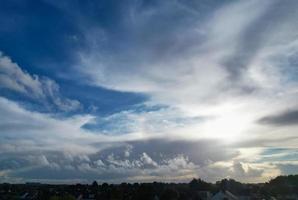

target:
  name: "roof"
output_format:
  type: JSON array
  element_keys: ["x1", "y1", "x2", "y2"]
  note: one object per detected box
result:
[{"x1": 212, "y1": 190, "x2": 238, "y2": 200}]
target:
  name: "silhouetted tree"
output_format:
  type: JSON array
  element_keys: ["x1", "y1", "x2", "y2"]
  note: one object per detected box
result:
[
  {"x1": 160, "y1": 188, "x2": 179, "y2": 200},
  {"x1": 92, "y1": 181, "x2": 98, "y2": 188},
  {"x1": 134, "y1": 183, "x2": 155, "y2": 200}
]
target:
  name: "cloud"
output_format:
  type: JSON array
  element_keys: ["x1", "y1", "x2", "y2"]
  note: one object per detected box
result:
[
  {"x1": 0, "y1": 52, "x2": 80, "y2": 112},
  {"x1": 73, "y1": 0, "x2": 298, "y2": 145},
  {"x1": 0, "y1": 146, "x2": 268, "y2": 183},
  {"x1": 83, "y1": 106, "x2": 206, "y2": 139},
  {"x1": 277, "y1": 163, "x2": 298, "y2": 175},
  {"x1": 1, "y1": 0, "x2": 298, "y2": 183},
  {"x1": 258, "y1": 109, "x2": 298, "y2": 126},
  {"x1": 4, "y1": 153, "x2": 197, "y2": 183},
  {"x1": 76, "y1": 1, "x2": 268, "y2": 100},
  {"x1": 140, "y1": 152, "x2": 158, "y2": 167},
  {"x1": 71, "y1": 1, "x2": 298, "y2": 152},
  {"x1": 232, "y1": 162, "x2": 263, "y2": 179},
  {"x1": 0, "y1": 96, "x2": 99, "y2": 155},
  {"x1": 202, "y1": 161, "x2": 269, "y2": 183}
]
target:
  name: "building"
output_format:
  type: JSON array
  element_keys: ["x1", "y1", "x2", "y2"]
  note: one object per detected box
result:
[
  {"x1": 212, "y1": 190, "x2": 238, "y2": 200},
  {"x1": 197, "y1": 191, "x2": 212, "y2": 200}
]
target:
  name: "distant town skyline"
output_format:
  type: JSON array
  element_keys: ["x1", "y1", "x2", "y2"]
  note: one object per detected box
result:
[{"x1": 0, "y1": 0, "x2": 298, "y2": 183}]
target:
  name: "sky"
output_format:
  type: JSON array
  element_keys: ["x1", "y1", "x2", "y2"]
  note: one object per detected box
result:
[{"x1": 0, "y1": 0, "x2": 298, "y2": 184}]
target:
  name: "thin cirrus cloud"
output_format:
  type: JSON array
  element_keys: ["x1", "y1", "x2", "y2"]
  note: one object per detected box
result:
[
  {"x1": 76, "y1": 0, "x2": 298, "y2": 116},
  {"x1": 0, "y1": 0, "x2": 298, "y2": 183},
  {"x1": 76, "y1": 0, "x2": 298, "y2": 142}
]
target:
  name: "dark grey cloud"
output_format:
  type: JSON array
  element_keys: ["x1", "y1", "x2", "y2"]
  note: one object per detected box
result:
[
  {"x1": 0, "y1": 139, "x2": 239, "y2": 182},
  {"x1": 91, "y1": 139, "x2": 238, "y2": 166},
  {"x1": 258, "y1": 109, "x2": 298, "y2": 126}
]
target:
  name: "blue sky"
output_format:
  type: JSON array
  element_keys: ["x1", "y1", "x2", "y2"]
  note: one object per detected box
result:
[{"x1": 0, "y1": 0, "x2": 298, "y2": 183}]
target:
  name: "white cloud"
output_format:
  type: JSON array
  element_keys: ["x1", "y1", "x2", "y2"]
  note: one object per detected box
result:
[
  {"x1": 66, "y1": 0, "x2": 298, "y2": 182},
  {"x1": 0, "y1": 52, "x2": 80, "y2": 111},
  {"x1": 94, "y1": 159, "x2": 105, "y2": 167},
  {"x1": 0, "y1": 52, "x2": 44, "y2": 97},
  {"x1": 140, "y1": 152, "x2": 158, "y2": 167},
  {"x1": 1, "y1": 0, "x2": 298, "y2": 183},
  {"x1": 0, "y1": 96, "x2": 99, "y2": 154},
  {"x1": 74, "y1": 0, "x2": 298, "y2": 144}
]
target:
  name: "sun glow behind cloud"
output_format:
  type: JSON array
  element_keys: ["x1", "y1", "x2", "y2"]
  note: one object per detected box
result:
[{"x1": 202, "y1": 113, "x2": 249, "y2": 141}]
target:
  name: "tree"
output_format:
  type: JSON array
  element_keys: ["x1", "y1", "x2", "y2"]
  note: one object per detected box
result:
[
  {"x1": 160, "y1": 188, "x2": 179, "y2": 200},
  {"x1": 49, "y1": 194, "x2": 76, "y2": 200}
]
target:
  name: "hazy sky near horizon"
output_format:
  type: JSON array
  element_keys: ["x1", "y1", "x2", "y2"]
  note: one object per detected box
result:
[{"x1": 0, "y1": 0, "x2": 298, "y2": 183}]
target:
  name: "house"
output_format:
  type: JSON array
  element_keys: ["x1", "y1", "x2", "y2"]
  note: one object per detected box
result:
[
  {"x1": 153, "y1": 195, "x2": 160, "y2": 200},
  {"x1": 277, "y1": 194, "x2": 298, "y2": 200},
  {"x1": 20, "y1": 192, "x2": 29, "y2": 199},
  {"x1": 76, "y1": 193, "x2": 96, "y2": 200},
  {"x1": 20, "y1": 191, "x2": 38, "y2": 200},
  {"x1": 197, "y1": 191, "x2": 212, "y2": 200},
  {"x1": 238, "y1": 195, "x2": 251, "y2": 200},
  {"x1": 212, "y1": 190, "x2": 238, "y2": 200}
]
